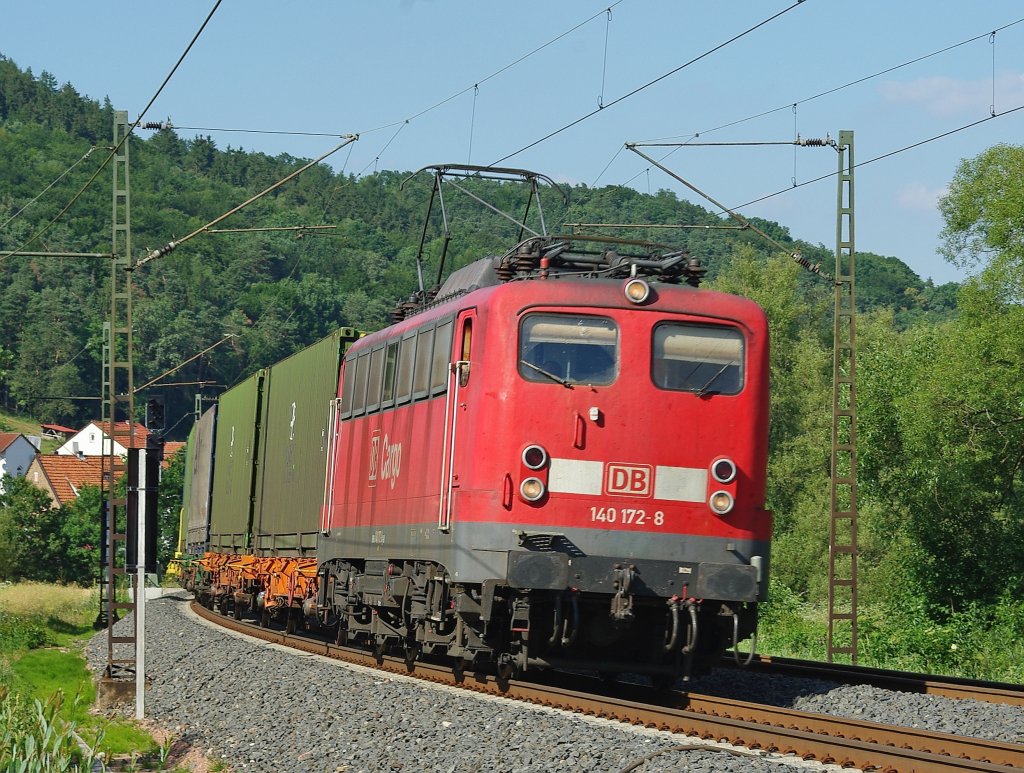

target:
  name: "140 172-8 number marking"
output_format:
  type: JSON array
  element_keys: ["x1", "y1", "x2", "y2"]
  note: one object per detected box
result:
[{"x1": 590, "y1": 506, "x2": 665, "y2": 526}]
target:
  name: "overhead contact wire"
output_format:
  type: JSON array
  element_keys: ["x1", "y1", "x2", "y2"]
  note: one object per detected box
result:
[
  {"x1": 364, "y1": 0, "x2": 626, "y2": 136},
  {"x1": 990, "y1": 31, "x2": 997, "y2": 117},
  {"x1": 0, "y1": 146, "x2": 99, "y2": 233},
  {"x1": 1, "y1": 0, "x2": 224, "y2": 264},
  {"x1": 634, "y1": 16, "x2": 1024, "y2": 146},
  {"x1": 491, "y1": 0, "x2": 809, "y2": 166},
  {"x1": 357, "y1": 122, "x2": 407, "y2": 177},
  {"x1": 468, "y1": 85, "x2": 479, "y2": 164},
  {"x1": 726, "y1": 103, "x2": 1024, "y2": 213},
  {"x1": 614, "y1": 15, "x2": 1024, "y2": 190},
  {"x1": 598, "y1": 7, "x2": 613, "y2": 108}
]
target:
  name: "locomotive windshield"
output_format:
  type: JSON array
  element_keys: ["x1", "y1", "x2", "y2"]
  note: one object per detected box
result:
[
  {"x1": 519, "y1": 314, "x2": 618, "y2": 386},
  {"x1": 652, "y1": 323, "x2": 744, "y2": 395}
]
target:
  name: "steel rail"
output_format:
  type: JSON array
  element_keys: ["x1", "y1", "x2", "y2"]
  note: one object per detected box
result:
[
  {"x1": 189, "y1": 602, "x2": 1024, "y2": 772},
  {"x1": 722, "y1": 654, "x2": 1024, "y2": 707}
]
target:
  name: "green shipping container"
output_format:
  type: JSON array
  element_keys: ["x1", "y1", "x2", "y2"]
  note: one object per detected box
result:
[
  {"x1": 185, "y1": 404, "x2": 217, "y2": 553},
  {"x1": 209, "y1": 371, "x2": 265, "y2": 552},
  {"x1": 179, "y1": 420, "x2": 196, "y2": 555},
  {"x1": 252, "y1": 328, "x2": 358, "y2": 555}
]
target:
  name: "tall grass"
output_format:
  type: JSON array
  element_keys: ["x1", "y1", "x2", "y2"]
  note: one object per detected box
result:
[
  {"x1": 0, "y1": 689, "x2": 103, "y2": 772},
  {"x1": 758, "y1": 578, "x2": 1024, "y2": 682},
  {"x1": 0, "y1": 582, "x2": 161, "y2": 765}
]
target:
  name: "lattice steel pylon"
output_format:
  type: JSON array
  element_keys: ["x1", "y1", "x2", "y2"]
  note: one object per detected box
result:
[
  {"x1": 828, "y1": 130, "x2": 858, "y2": 663},
  {"x1": 100, "y1": 110, "x2": 136, "y2": 679}
]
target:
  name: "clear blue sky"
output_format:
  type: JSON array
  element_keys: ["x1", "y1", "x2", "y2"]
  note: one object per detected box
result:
[{"x1": 5, "y1": 1, "x2": 1024, "y2": 284}]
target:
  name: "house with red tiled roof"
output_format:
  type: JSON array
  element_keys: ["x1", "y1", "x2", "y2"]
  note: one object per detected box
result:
[
  {"x1": 0, "y1": 433, "x2": 39, "y2": 494},
  {"x1": 25, "y1": 454, "x2": 103, "y2": 506},
  {"x1": 161, "y1": 440, "x2": 186, "y2": 468},
  {"x1": 40, "y1": 423, "x2": 77, "y2": 441},
  {"x1": 56, "y1": 421, "x2": 152, "y2": 458}
]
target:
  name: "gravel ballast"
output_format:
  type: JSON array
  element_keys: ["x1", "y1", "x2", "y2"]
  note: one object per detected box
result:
[{"x1": 85, "y1": 592, "x2": 1023, "y2": 772}]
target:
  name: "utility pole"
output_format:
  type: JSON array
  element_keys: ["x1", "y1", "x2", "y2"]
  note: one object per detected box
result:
[
  {"x1": 828, "y1": 130, "x2": 858, "y2": 664},
  {"x1": 99, "y1": 109, "x2": 137, "y2": 687}
]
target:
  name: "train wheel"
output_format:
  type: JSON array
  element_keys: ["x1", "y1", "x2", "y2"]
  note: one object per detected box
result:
[
  {"x1": 232, "y1": 601, "x2": 242, "y2": 620},
  {"x1": 260, "y1": 609, "x2": 270, "y2": 628},
  {"x1": 285, "y1": 610, "x2": 296, "y2": 635}
]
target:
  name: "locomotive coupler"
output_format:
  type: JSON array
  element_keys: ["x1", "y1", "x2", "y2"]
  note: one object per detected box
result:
[
  {"x1": 609, "y1": 564, "x2": 635, "y2": 622},
  {"x1": 510, "y1": 597, "x2": 531, "y2": 637}
]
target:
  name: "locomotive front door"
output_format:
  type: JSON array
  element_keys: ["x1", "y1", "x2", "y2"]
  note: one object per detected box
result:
[{"x1": 437, "y1": 309, "x2": 475, "y2": 531}]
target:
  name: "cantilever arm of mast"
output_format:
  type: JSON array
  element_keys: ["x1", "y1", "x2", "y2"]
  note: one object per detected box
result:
[{"x1": 130, "y1": 135, "x2": 358, "y2": 271}]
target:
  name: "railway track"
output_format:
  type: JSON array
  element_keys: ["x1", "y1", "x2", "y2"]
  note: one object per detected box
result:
[
  {"x1": 719, "y1": 654, "x2": 1024, "y2": 707},
  {"x1": 190, "y1": 601, "x2": 1024, "y2": 772}
]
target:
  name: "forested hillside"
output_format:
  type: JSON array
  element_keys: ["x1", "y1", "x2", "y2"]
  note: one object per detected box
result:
[
  {"x1": 4, "y1": 56, "x2": 1023, "y2": 679},
  {"x1": 0, "y1": 56, "x2": 954, "y2": 434}
]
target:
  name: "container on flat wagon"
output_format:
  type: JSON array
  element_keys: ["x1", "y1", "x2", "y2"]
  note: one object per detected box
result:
[
  {"x1": 184, "y1": 404, "x2": 217, "y2": 554},
  {"x1": 209, "y1": 372, "x2": 265, "y2": 552},
  {"x1": 252, "y1": 328, "x2": 359, "y2": 556}
]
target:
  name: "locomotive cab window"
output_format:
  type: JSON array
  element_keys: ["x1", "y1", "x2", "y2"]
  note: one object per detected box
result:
[
  {"x1": 652, "y1": 323, "x2": 744, "y2": 395},
  {"x1": 519, "y1": 314, "x2": 618, "y2": 386}
]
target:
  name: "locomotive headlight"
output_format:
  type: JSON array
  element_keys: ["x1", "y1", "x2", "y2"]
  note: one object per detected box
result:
[
  {"x1": 522, "y1": 444, "x2": 549, "y2": 470},
  {"x1": 520, "y1": 477, "x2": 546, "y2": 502},
  {"x1": 709, "y1": 490, "x2": 734, "y2": 515},
  {"x1": 711, "y1": 457, "x2": 737, "y2": 484},
  {"x1": 624, "y1": 278, "x2": 651, "y2": 304}
]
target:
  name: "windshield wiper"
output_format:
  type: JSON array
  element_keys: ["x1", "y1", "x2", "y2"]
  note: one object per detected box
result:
[
  {"x1": 520, "y1": 359, "x2": 574, "y2": 389},
  {"x1": 695, "y1": 362, "x2": 733, "y2": 397}
]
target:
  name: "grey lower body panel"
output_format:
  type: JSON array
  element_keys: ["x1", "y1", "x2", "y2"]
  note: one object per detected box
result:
[{"x1": 317, "y1": 520, "x2": 769, "y2": 602}]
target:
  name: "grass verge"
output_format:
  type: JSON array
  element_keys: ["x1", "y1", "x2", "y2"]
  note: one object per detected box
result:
[
  {"x1": 758, "y1": 579, "x2": 1024, "y2": 682},
  {"x1": 0, "y1": 582, "x2": 165, "y2": 766}
]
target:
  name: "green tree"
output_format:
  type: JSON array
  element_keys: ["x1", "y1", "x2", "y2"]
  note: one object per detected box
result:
[
  {"x1": 940, "y1": 145, "x2": 1024, "y2": 266},
  {"x1": 157, "y1": 449, "x2": 185, "y2": 570},
  {"x1": 853, "y1": 143, "x2": 1024, "y2": 612},
  {"x1": 711, "y1": 247, "x2": 833, "y2": 599},
  {"x1": 0, "y1": 476, "x2": 59, "y2": 581},
  {"x1": 57, "y1": 485, "x2": 102, "y2": 585}
]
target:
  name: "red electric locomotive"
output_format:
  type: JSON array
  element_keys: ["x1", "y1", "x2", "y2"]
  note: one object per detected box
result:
[{"x1": 316, "y1": 235, "x2": 771, "y2": 680}]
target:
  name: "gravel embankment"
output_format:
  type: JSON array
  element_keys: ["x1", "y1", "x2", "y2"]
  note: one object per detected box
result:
[
  {"x1": 84, "y1": 591, "x2": 1021, "y2": 772},
  {"x1": 687, "y1": 665, "x2": 1024, "y2": 744}
]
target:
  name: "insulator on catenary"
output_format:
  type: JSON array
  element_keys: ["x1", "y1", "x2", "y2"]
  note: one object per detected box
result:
[
  {"x1": 791, "y1": 252, "x2": 827, "y2": 276},
  {"x1": 142, "y1": 121, "x2": 171, "y2": 130},
  {"x1": 796, "y1": 136, "x2": 833, "y2": 147}
]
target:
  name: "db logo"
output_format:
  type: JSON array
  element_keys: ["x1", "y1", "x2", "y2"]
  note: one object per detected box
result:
[{"x1": 604, "y1": 463, "x2": 652, "y2": 497}]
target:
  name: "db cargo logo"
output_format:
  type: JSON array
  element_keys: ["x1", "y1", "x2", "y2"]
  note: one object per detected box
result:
[
  {"x1": 604, "y1": 463, "x2": 652, "y2": 497},
  {"x1": 368, "y1": 431, "x2": 402, "y2": 490}
]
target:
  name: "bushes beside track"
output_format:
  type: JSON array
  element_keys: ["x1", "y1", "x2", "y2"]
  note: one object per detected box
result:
[
  {"x1": 0, "y1": 582, "x2": 164, "y2": 770},
  {"x1": 758, "y1": 578, "x2": 1024, "y2": 682}
]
